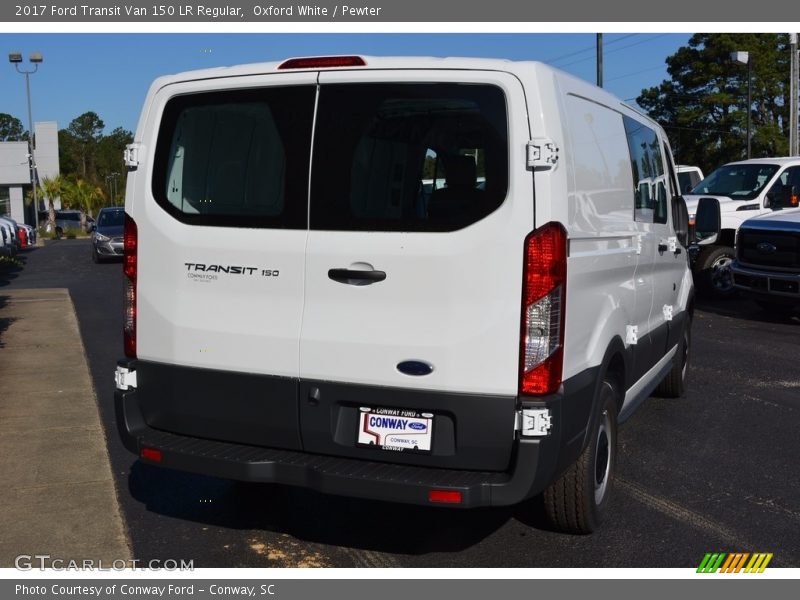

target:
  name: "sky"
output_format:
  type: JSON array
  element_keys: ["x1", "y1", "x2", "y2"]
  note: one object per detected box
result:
[{"x1": 0, "y1": 32, "x2": 693, "y2": 135}]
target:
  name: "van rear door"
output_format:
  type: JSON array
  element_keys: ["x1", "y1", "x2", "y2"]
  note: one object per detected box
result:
[
  {"x1": 135, "y1": 73, "x2": 317, "y2": 448},
  {"x1": 297, "y1": 70, "x2": 533, "y2": 469}
]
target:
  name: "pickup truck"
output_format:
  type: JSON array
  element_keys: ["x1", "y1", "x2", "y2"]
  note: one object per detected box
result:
[
  {"x1": 684, "y1": 157, "x2": 800, "y2": 297},
  {"x1": 731, "y1": 205, "x2": 800, "y2": 314}
]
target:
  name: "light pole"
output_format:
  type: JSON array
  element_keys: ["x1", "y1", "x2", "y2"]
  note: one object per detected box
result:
[
  {"x1": 106, "y1": 172, "x2": 120, "y2": 203},
  {"x1": 790, "y1": 33, "x2": 798, "y2": 157},
  {"x1": 731, "y1": 51, "x2": 752, "y2": 159},
  {"x1": 596, "y1": 33, "x2": 603, "y2": 88},
  {"x1": 8, "y1": 51, "x2": 43, "y2": 230}
]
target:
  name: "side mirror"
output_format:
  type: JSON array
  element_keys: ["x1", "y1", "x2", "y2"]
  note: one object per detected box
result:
[
  {"x1": 693, "y1": 197, "x2": 721, "y2": 246},
  {"x1": 672, "y1": 196, "x2": 689, "y2": 247}
]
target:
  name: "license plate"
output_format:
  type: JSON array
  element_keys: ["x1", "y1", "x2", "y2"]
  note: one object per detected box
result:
[{"x1": 357, "y1": 407, "x2": 433, "y2": 453}]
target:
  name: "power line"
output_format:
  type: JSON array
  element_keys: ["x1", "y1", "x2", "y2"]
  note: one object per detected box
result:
[
  {"x1": 558, "y1": 34, "x2": 670, "y2": 69},
  {"x1": 606, "y1": 65, "x2": 665, "y2": 83},
  {"x1": 544, "y1": 33, "x2": 638, "y2": 66}
]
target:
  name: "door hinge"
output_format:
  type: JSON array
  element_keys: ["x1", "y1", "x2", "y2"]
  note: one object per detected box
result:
[
  {"x1": 527, "y1": 138, "x2": 559, "y2": 170},
  {"x1": 515, "y1": 407, "x2": 553, "y2": 437},
  {"x1": 662, "y1": 304, "x2": 674, "y2": 321},
  {"x1": 626, "y1": 325, "x2": 639, "y2": 345},
  {"x1": 124, "y1": 143, "x2": 142, "y2": 170},
  {"x1": 667, "y1": 236, "x2": 678, "y2": 253},
  {"x1": 115, "y1": 365, "x2": 137, "y2": 390}
]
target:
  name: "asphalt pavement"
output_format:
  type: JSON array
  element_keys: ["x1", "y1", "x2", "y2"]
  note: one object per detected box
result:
[{"x1": 1, "y1": 239, "x2": 798, "y2": 569}]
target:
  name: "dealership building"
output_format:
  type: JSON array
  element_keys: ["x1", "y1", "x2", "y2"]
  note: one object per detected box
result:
[{"x1": 0, "y1": 121, "x2": 60, "y2": 225}]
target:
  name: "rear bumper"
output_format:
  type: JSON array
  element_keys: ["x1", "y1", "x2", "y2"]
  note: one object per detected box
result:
[{"x1": 115, "y1": 360, "x2": 597, "y2": 508}]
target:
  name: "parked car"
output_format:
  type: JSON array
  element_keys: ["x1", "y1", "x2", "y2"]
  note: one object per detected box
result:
[
  {"x1": 0, "y1": 217, "x2": 19, "y2": 255},
  {"x1": 684, "y1": 157, "x2": 800, "y2": 297},
  {"x1": 39, "y1": 210, "x2": 95, "y2": 238},
  {"x1": 15, "y1": 222, "x2": 36, "y2": 249},
  {"x1": 676, "y1": 165, "x2": 704, "y2": 194},
  {"x1": 91, "y1": 206, "x2": 125, "y2": 262},
  {"x1": 731, "y1": 194, "x2": 800, "y2": 314},
  {"x1": 0, "y1": 221, "x2": 12, "y2": 258},
  {"x1": 114, "y1": 55, "x2": 720, "y2": 534}
]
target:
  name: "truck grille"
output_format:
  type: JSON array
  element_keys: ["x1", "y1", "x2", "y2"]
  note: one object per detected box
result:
[{"x1": 737, "y1": 228, "x2": 800, "y2": 272}]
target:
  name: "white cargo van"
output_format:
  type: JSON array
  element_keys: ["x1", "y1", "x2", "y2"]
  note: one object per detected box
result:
[{"x1": 115, "y1": 56, "x2": 711, "y2": 533}]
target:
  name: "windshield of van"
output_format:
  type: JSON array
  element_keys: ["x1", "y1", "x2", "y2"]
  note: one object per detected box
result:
[{"x1": 690, "y1": 164, "x2": 779, "y2": 200}]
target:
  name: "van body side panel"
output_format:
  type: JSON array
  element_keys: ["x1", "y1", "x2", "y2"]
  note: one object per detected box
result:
[{"x1": 557, "y1": 91, "x2": 637, "y2": 383}]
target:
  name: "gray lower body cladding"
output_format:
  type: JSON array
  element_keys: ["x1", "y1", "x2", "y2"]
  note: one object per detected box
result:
[{"x1": 115, "y1": 359, "x2": 597, "y2": 508}]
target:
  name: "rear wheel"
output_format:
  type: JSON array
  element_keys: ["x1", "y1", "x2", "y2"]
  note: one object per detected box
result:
[
  {"x1": 694, "y1": 246, "x2": 735, "y2": 297},
  {"x1": 543, "y1": 378, "x2": 618, "y2": 534},
  {"x1": 55, "y1": 227, "x2": 63, "y2": 240},
  {"x1": 655, "y1": 319, "x2": 691, "y2": 398}
]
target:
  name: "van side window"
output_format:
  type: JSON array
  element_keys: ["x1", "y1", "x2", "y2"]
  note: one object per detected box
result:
[
  {"x1": 310, "y1": 83, "x2": 508, "y2": 232},
  {"x1": 152, "y1": 87, "x2": 316, "y2": 229},
  {"x1": 623, "y1": 116, "x2": 667, "y2": 224}
]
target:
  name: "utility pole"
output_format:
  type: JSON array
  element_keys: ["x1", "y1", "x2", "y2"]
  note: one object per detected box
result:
[
  {"x1": 790, "y1": 33, "x2": 798, "y2": 156},
  {"x1": 596, "y1": 33, "x2": 603, "y2": 88}
]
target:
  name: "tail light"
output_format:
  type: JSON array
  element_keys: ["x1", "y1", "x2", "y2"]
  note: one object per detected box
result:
[
  {"x1": 123, "y1": 214, "x2": 137, "y2": 358},
  {"x1": 18, "y1": 227, "x2": 27, "y2": 248},
  {"x1": 519, "y1": 222, "x2": 567, "y2": 396}
]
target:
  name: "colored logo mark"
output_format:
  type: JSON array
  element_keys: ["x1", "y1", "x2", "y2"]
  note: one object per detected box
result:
[{"x1": 697, "y1": 552, "x2": 773, "y2": 573}]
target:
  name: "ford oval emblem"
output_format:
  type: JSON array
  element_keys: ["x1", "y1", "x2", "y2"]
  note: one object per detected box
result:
[
  {"x1": 409, "y1": 422, "x2": 427, "y2": 431},
  {"x1": 757, "y1": 242, "x2": 777, "y2": 254},
  {"x1": 397, "y1": 360, "x2": 434, "y2": 376}
]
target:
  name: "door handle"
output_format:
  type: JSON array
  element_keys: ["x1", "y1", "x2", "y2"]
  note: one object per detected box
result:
[
  {"x1": 658, "y1": 243, "x2": 669, "y2": 253},
  {"x1": 328, "y1": 268, "x2": 386, "y2": 286}
]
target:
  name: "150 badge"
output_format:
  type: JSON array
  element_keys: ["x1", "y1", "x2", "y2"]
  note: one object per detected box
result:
[{"x1": 184, "y1": 263, "x2": 280, "y2": 280}]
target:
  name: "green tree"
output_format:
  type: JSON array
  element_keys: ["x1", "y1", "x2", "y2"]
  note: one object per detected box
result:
[
  {"x1": 38, "y1": 175, "x2": 64, "y2": 233},
  {"x1": 0, "y1": 113, "x2": 26, "y2": 141},
  {"x1": 66, "y1": 111, "x2": 105, "y2": 180},
  {"x1": 64, "y1": 178, "x2": 106, "y2": 230},
  {"x1": 637, "y1": 33, "x2": 792, "y2": 174},
  {"x1": 96, "y1": 127, "x2": 133, "y2": 201}
]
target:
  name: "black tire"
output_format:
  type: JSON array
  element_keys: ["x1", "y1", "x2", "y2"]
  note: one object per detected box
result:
[
  {"x1": 55, "y1": 227, "x2": 63, "y2": 240},
  {"x1": 543, "y1": 378, "x2": 618, "y2": 534},
  {"x1": 92, "y1": 247, "x2": 100, "y2": 263},
  {"x1": 654, "y1": 319, "x2": 691, "y2": 398},
  {"x1": 694, "y1": 246, "x2": 735, "y2": 297}
]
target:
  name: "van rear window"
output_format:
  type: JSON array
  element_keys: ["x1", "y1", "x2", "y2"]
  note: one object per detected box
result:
[
  {"x1": 153, "y1": 83, "x2": 508, "y2": 232},
  {"x1": 310, "y1": 83, "x2": 508, "y2": 232},
  {"x1": 152, "y1": 87, "x2": 315, "y2": 229}
]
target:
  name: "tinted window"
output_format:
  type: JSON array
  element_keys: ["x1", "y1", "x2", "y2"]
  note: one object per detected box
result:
[
  {"x1": 691, "y1": 164, "x2": 779, "y2": 200},
  {"x1": 623, "y1": 116, "x2": 667, "y2": 224},
  {"x1": 310, "y1": 83, "x2": 508, "y2": 232},
  {"x1": 98, "y1": 210, "x2": 124, "y2": 227},
  {"x1": 153, "y1": 87, "x2": 316, "y2": 229}
]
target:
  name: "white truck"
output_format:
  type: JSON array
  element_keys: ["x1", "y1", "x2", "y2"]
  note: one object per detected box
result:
[
  {"x1": 684, "y1": 157, "x2": 800, "y2": 297},
  {"x1": 114, "y1": 55, "x2": 719, "y2": 533}
]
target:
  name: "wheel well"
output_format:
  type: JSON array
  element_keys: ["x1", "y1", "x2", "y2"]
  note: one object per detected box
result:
[
  {"x1": 604, "y1": 352, "x2": 626, "y2": 413},
  {"x1": 719, "y1": 228, "x2": 736, "y2": 248}
]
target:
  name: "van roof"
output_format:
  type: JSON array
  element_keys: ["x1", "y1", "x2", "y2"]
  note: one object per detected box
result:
[{"x1": 142, "y1": 55, "x2": 663, "y2": 139}]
